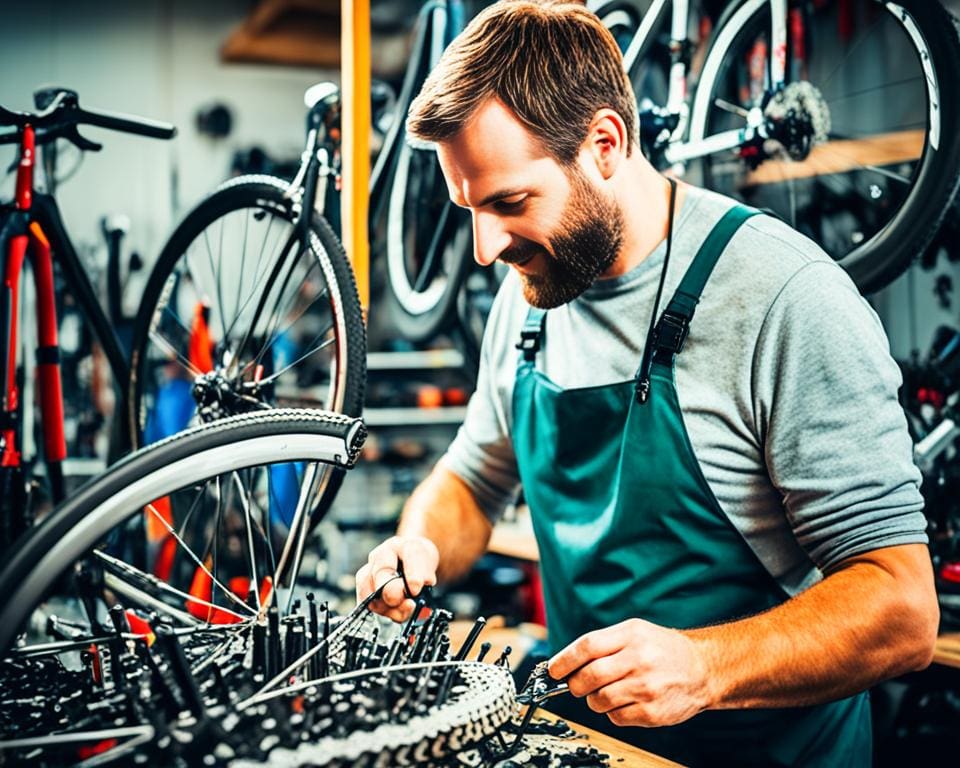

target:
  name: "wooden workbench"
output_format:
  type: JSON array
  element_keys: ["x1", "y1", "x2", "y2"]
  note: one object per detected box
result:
[
  {"x1": 447, "y1": 620, "x2": 684, "y2": 766},
  {"x1": 536, "y1": 710, "x2": 684, "y2": 767}
]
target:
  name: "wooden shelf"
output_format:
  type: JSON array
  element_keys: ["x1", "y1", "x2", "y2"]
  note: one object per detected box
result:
[
  {"x1": 745, "y1": 129, "x2": 923, "y2": 186},
  {"x1": 221, "y1": 0, "x2": 341, "y2": 68}
]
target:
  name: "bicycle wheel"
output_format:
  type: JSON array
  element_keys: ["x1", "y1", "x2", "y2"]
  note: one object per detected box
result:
[
  {"x1": 383, "y1": 139, "x2": 474, "y2": 342},
  {"x1": 689, "y1": 0, "x2": 960, "y2": 294},
  {"x1": 0, "y1": 408, "x2": 365, "y2": 651},
  {"x1": 0, "y1": 408, "x2": 367, "y2": 764},
  {"x1": 127, "y1": 175, "x2": 366, "y2": 520}
]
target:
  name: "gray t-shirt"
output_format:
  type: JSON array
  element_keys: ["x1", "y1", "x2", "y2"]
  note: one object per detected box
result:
[{"x1": 441, "y1": 184, "x2": 926, "y2": 596}]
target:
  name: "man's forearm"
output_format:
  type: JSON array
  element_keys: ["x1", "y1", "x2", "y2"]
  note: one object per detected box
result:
[
  {"x1": 687, "y1": 543, "x2": 939, "y2": 709},
  {"x1": 398, "y1": 463, "x2": 493, "y2": 583}
]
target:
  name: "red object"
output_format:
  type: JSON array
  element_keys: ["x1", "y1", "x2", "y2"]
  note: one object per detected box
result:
[
  {"x1": 77, "y1": 739, "x2": 118, "y2": 760},
  {"x1": 188, "y1": 302, "x2": 215, "y2": 373},
  {"x1": 87, "y1": 643, "x2": 102, "y2": 684},
  {"x1": 941, "y1": 562, "x2": 960, "y2": 584},
  {"x1": 29, "y1": 223, "x2": 66, "y2": 464},
  {"x1": 1, "y1": 234, "x2": 28, "y2": 468},
  {"x1": 14, "y1": 125, "x2": 34, "y2": 211},
  {"x1": 125, "y1": 611, "x2": 156, "y2": 646},
  {"x1": 443, "y1": 387, "x2": 469, "y2": 407},
  {"x1": 917, "y1": 387, "x2": 946, "y2": 410}
]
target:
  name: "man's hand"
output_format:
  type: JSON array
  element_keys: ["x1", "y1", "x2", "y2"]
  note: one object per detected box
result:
[
  {"x1": 355, "y1": 536, "x2": 439, "y2": 622},
  {"x1": 547, "y1": 618, "x2": 714, "y2": 727}
]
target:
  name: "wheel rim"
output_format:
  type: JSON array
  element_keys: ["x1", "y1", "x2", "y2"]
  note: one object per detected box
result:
[
  {"x1": 696, "y1": 0, "x2": 938, "y2": 275},
  {"x1": 386, "y1": 142, "x2": 459, "y2": 317},
  {"x1": 135, "y1": 193, "x2": 350, "y2": 447}
]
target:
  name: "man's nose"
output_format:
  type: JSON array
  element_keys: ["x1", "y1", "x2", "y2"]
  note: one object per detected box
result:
[{"x1": 472, "y1": 211, "x2": 512, "y2": 267}]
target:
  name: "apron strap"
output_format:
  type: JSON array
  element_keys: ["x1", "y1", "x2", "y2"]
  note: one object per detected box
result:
[
  {"x1": 650, "y1": 205, "x2": 759, "y2": 367},
  {"x1": 516, "y1": 306, "x2": 547, "y2": 363}
]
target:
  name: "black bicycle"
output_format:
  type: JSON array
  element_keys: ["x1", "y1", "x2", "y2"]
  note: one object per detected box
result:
[{"x1": 126, "y1": 84, "x2": 367, "y2": 534}]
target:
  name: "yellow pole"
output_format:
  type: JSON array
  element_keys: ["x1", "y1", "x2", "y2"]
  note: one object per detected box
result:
[{"x1": 341, "y1": 0, "x2": 371, "y2": 314}]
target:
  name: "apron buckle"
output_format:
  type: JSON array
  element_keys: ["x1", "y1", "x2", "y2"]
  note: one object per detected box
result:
[
  {"x1": 653, "y1": 310, "x2": 690, "y2": 355},
  {"x1": 515, "y1": 329, "x2": 542, "y2": 361}
]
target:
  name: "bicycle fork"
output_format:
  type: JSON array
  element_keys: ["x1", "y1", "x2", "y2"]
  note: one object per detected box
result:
[{"x1": 0, "y1": 124, "x2": 67, "y2": 522}]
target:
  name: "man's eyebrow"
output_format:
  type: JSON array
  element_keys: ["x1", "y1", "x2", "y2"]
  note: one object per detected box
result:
[{"x1": 473, "y1": 188, "x2": 527, "y2": 208}]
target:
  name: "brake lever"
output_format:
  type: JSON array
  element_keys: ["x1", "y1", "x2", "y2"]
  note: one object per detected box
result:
[
  {"x1": 64, "y1": 124, "x2": 101, "y2": 152},
  {"x1": 515, "y1": 660, "x2": 569, "y2": 705}
]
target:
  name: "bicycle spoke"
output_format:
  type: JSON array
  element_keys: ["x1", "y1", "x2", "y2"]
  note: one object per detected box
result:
[
  {"x1": 240, "y1": 257, "x2": 328, "y2": 382},
  {"x1": 243, "y1": 237, "x2": 316, "y2": 378},
  {"x1": 148, "y1": 328, "x2": 203, "y2": 378},
  {"x1": 824, "y1": 76, "x2": 924, "y2": 106},
  {"x1": 232, "y1": 470, "x2": 262, "y2": 613},
  {"x1": 144, "y1": 497, "x2": 255, "y2": 617},
  {"x1": 816, "y1": 144, "x2": 914, "y2": 184},
  {"x1": 234, "y1": 207, "x2": 251, "y2": 338},
  {"x1": 94, "y1": 549, "x2": 252, "y2": 624},
  {"x1": 222, "y1": 208, "x2": 284, "y2": 346},
  {"x1": 174, "y1": 484, "x2": 206, "y2": 542},
  {"x1": 818, "y1": 12, "x2": 886, "y2": 96},
  {"x1": 255, "y1": 329, "x2": 335, "y2": 387},
  {"x1": 203, "y1": 220, "x2": 229, "y2": 346},
  {"x1": 232, "y1": 228, "x2": 300, "y2": 378}
]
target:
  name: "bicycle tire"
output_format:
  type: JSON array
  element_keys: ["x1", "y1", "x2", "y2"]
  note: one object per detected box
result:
[
  {"x1": 0, "y1": 407, "x2": 365, "y2": 652},
  {"x1": 689, "y1": 0, "x2": 960, "y2": 294},
  {"x1": 127, "y1": 176, "x2": 366, "y2": 522},
  {"x1": 383, "y1": 139, "x2": 474, "y2": 342}
]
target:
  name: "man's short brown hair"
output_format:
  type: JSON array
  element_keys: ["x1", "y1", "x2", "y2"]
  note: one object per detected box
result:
[{"x1": 406, "y1": 0, "x2": 639, "y2": 164}]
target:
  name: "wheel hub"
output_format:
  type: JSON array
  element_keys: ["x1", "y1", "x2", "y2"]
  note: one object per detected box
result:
[{"x1": 763, "y1": 81, "x2": 832, "y2": 161}]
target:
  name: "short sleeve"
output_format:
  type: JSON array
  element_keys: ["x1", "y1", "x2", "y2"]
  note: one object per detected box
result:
[
  {"x1": 439, "y1": 283, "x2": 522, "y2": 523},
  {"x1": 753, "y1": 261, "x2": 927, "y2": 570}
]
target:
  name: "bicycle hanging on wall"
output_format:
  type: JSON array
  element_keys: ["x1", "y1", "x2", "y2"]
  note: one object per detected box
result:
[{"x1": 375, "y1": 0, "x2": 960, "y2": 353}]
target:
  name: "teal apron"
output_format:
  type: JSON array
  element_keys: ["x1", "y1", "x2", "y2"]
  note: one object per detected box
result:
[{"x1": 512, "y1": 205, "x2": 871, "y2": 767}]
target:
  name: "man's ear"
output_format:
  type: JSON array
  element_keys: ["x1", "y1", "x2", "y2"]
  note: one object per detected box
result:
[{"x1": 582, "y1": 109, "x2": 628, "y2": 181}]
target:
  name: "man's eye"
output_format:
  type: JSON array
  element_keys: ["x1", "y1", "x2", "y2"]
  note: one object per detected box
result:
[{"x1": 494, "y1": 198, "x2": 526, "y2": 213}]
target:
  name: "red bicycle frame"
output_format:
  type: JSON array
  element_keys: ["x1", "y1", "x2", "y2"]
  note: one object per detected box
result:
[{"x1": 1, "y1": 124, "x2": 67, "y2": 501}]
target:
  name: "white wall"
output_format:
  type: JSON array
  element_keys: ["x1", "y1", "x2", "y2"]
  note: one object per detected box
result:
[{"x1": 0, "y1": 0, "x2": 338, "y2": 314}]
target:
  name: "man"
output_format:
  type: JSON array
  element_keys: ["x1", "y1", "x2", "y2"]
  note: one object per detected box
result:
[{"x1": 356, "y1": 2, "x2": 938, "y2": 765}]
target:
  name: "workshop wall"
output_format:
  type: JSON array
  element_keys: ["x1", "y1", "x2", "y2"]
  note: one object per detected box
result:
[
  {"x1": 0, "y1": 0, "x2": 956, "y2": 352},
  {"x1": 0, "y1": 0, "x2": 337, "y2": 317}
]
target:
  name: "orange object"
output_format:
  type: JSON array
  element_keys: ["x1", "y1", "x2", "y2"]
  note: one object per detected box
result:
[
  {"x1": 259, "y1": 575, "x2": 274, "y2": 607},
  {"x1": 417, "y1": 385, "x2": 444, "y2": 409}
]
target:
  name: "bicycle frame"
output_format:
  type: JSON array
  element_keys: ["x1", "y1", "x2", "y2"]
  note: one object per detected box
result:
[
  {"x1": 0, "y1": 124, "x2": 131, "y2": 504},
  {"x1": 618, "y1": 0, "x2": 788, "y2": 165}
]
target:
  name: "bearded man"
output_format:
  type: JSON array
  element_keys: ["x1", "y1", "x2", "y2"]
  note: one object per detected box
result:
[{"x1": 356, "y1": 2, "x2": 937, "y2": 765}]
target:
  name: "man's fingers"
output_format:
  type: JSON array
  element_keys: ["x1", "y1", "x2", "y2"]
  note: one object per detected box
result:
[
  {"x1": 584, "y1": 677, "x2": 642, "y2": 714},
  {"x1": 367, "y1": 597, "x2": 416, "y2": 623},
  {"x1": 397, "y1": 538, "x2": 439, "y2": 597},
  {"x1": 356, "y1": 563, "x2": 374, "y2": 602},
  {"x1": 548, "y1": 622, "x2": 633, "y2": 680},
  {"x1": 566, "y1": 654, "x2": 630, "y2": 698}
]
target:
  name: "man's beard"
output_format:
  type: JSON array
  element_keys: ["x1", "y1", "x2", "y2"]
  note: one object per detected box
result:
[{"x1": 500, "y1": 168, "x2": 624, "y2": 309}]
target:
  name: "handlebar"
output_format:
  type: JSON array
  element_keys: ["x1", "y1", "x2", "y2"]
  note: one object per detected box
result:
[{"x1": 0, "y1": 89, "x2": 176, "y2": 148}]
